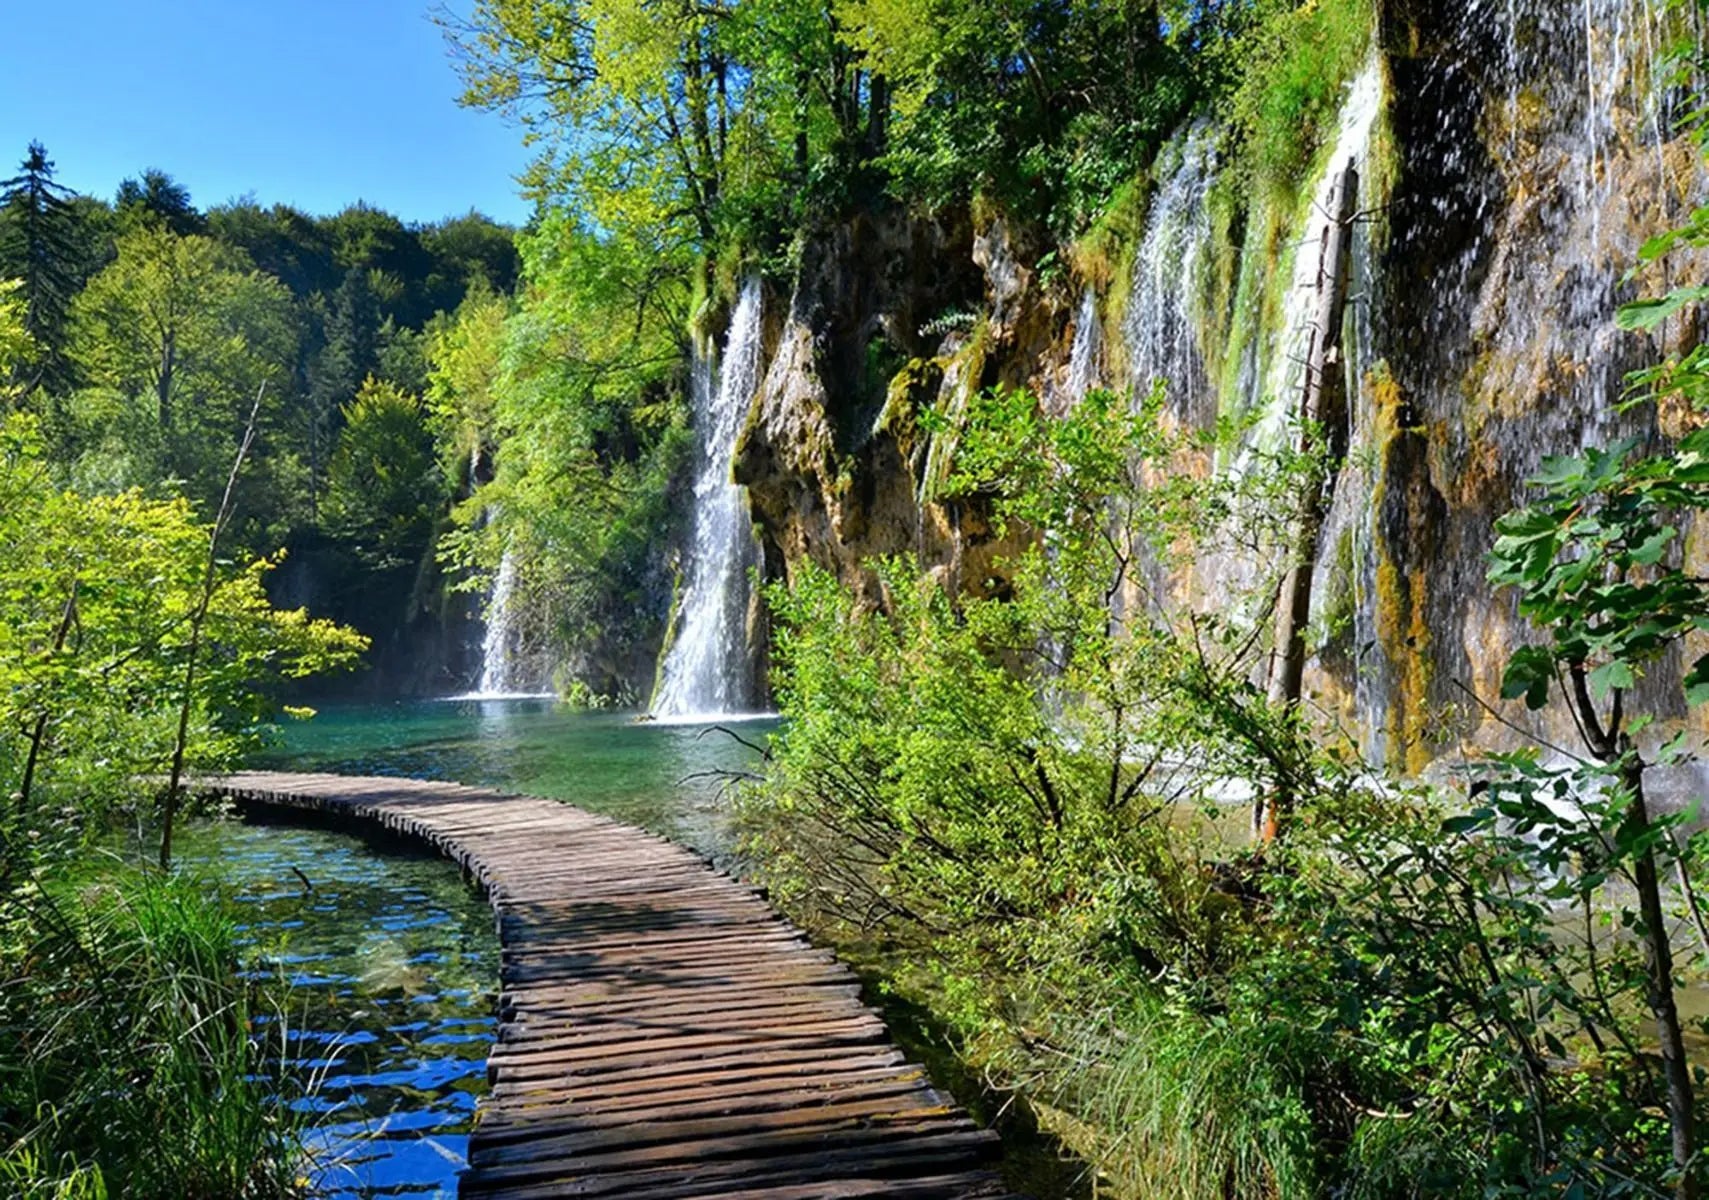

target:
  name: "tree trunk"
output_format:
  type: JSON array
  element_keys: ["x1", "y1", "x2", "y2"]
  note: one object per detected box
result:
[
  {"x1": 1258, "y1": 159, "x2": 1359, "y2": 842},
  {"x1": 867, "y1": 73, "x2": 889, "y2": 156},
  {"x1": 794, "y1": 68, "x2": 811, "y2": 183},
  {"x1": 1622, "y1": 753, "x2": 1698, "y2": 1200},
  {"x1": 714, "y1": 55, "x2": 729, "y2": 166},
  {"x1": 160, "y1": 387, "x2": 264, "y2": 870},
  {"x1": 156, "y1": 326, "x2": 175, "y2": 431},
  {"x1": 16, "y1": 582, "x2": 78, "y2": 818},
  {"x1": 683, "y1": 49, "x2": 719, "y2": 210}
]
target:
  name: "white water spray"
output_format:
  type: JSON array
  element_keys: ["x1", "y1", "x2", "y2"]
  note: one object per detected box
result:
[
  {"x1": 476, "y1": 545, "x2": 520, "y2": 696},
  {"x1": 1052, "y1": 286, "x2": 1103, "y2": 414},
  {"x1": 652, "y1": 279, "x2": 766, "y2": 720},
  {"x1": 1249, "y1": 59, "x2": 1384, "y2": 455},
  {"x1": 1125, "y1": 123, "x2": 1219, "y2": 425}
]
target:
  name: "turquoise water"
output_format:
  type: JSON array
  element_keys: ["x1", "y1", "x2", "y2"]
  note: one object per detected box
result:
[
  {"x1": 183, "y1": 697, "x2": 777, "y2": 1196},
  {"x1": 220, "y1": 698, "x2": 1082, "y2": 1197},
  {"x1": 264, "y1": 698, "x2": 778, "y2": 861},
  {"x1": 152, "y1": 818, "x2": 496, "y2": 1200}
]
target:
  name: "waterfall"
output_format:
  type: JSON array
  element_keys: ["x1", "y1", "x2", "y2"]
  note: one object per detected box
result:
[
  {"x1": 1134, "y1": 59, "x2": 1385, "y2": 641},
  {"x1": 1400, "y1": 0, "x2": 1689, "y2": 467},
  {"x1": 476, "y1": 545, "x2": 519, "y2": 696},
  {"x1": 1125, "y1": 123, "x2": 1219, "y2": 426},
  {"x1": 1340, "y1": 0, "x2": 1705, "y2": 764},
  {"x1": 1250, "y1": 60, "x2": 1384, "y2": 455},
  {"x1": 1049, "y1": 285, "x2": 1102, "y2": 414},
  {"x1": 651, "y1": 278, "x2": 766, "y2": 719}
]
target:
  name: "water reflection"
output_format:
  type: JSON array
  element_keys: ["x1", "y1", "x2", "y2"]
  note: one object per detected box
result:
[{"x1": 166, "y1": 819, "x2": 497, "y2": 1200}]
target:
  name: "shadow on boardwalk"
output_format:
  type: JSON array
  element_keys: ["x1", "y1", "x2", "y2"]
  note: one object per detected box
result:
[{"x1": 205, "y1": 771, "x2": 1023, "y2": 1200}]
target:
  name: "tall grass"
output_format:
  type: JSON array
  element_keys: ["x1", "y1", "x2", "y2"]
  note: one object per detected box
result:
[
  {"x1": 985, "y1": 993, "x2": 1320, "y2": 1200},
  {"x1": 0, "y1": 868, "x2": 302, "y2": 1199}
]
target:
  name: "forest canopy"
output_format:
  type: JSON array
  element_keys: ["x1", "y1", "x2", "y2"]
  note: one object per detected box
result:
[{"x1": 0, "y1": 142, "x2": 519, "y2": 683}]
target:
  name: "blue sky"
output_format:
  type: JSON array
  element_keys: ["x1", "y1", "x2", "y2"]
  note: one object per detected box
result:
[{"x1": 0, "y1": 0, "x2": 531, "y2": 225}]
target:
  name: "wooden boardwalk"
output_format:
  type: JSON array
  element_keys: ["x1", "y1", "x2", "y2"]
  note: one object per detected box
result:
[{"x1": 206, "y1": 771, "x2": 1020, "y2": 1199}]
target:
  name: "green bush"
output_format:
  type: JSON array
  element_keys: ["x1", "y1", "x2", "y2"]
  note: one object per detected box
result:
[
  {"x1": 0, "y1": 869, "x2": 300, "y2": 1199},
  {"x1": 744, "y1": 384, "x2": 1700, "y2": 1196},
  {"x1": 1229, "y1": 0, "x2": 1376, "y2": 193}
]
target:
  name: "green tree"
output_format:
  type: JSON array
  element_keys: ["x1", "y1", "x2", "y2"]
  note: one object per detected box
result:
[
  {"x1": 435, "y1": 213, "x2": 692, "y2": 697},
  {"x1": 323, "y1": 377, "x2": 444, "y2": 575},
  {"x1": 0, "y1": 282, "x2": 33, "y2": 410},
  {"x1": 1488, "y1": 438, "x2": 1709, "y2": 1198},
  {"x1": 443, "y1": 0, "x2": 745, "y2": 243},
  {"x1": 115, "y1": 168, "x2": 202, "y2": 236},
  {"x1": 425, "y1": 282, "x2": 509, "y2": 493},
  {"x1": 0, "y1": 143, "x2": 85, "y2": 394},
  {"x1": 420, "y1": 211, "x2": 522, "y2": 309},
  {"x1": 0, "y1": 394, "x2": 363, "y2": 1195},
  {"x1": 303, "y1": 266, "x2": 383, "y2": 517},
  {"x1": 68, "y1": 225, "x2": 298, "y2": 511},
  {"x1": 0, "y1": 413, "x2": 366, "y2": 844},
  {"x1": 205, "y1": 200, "x2": 338, "y2": 297}
]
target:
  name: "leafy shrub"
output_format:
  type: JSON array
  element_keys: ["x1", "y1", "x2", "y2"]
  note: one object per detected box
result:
[
  {"x1": 745, "y1": 382, "x2": 1707, "y2": 1196},
  {"x1": 1229, "y1": 0, "x2": 1376, "y2": 193},
  {"x1": 0, "y1": 870, "x2": 300, "y2": 1199}
]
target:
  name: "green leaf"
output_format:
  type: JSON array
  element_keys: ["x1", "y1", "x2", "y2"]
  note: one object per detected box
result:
[
  {"x1": 1532, "y1": 455, "x2": 1586, "y2": 486},
  {"x1": 1686, "y1": 655, "x2": 1709, "y2": 707},
  {"x1": 1502, "y1": 646, "x2": 1555, "y2": 710},
  {"x1": 1631, "y1": 525, "x2": 1676, "y2": 565},
  {"x1": 1588, "y1": 659, "x2": 1635, "y2": 698},
  {"x1": 1616, "y1": 286, "x2": 1709, "y2": 331},
  {"x1": 1441, "y1": 810, "x2": 1493, "y2": 836},
  {"x1": 1636, "y1": 227, "x2": 1684, "y2": 263}
]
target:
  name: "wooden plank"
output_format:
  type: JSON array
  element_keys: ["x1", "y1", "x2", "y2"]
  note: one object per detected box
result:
[
  {"x1": 480, "y1": 1064, "x2": 925, "y2": 1126},
  {"x1": 200, "y1": 771, "x2": 1021, "y2": 1200},
  {"x1": 487, "y1": 1047, "x2": 912, "y2": 1098},
  {"x1": 460, "y1": 1128, "x2": 1003, "y2": 1197}
]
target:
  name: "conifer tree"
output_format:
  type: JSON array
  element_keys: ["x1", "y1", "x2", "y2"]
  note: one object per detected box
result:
[
  {"x1": 0, "y1": 141, "x2": 82, "y2": 394},
  {"x1": 115, "y1": 168, "x2": 202, "y2": 235},
  {"x1": 305, "y1": 266, "x2": 383, "y2": 519}
]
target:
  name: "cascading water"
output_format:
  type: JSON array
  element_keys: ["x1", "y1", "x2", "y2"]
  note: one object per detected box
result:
[
  {"x1": 1129, "y1": 62, "x2": 1385, "y2": 635},
  {"x1": 1125, "y1": 123, "x2": 1219, "y2": 427},
  {"x1": 651, "y1": 278, "x2": 766, "y2": 719},
  {"x1": 1049, "y1": 286, "x2": 1103, "y2": 415},
  {"x1": 1067, "y1": 286, "x2": 1101, "y2": 403},
  {"x1": 1414, "y1": 0, "x2": 1688, "y2": 462},
  {"x1": 476, "y1": 545, "x2": 519, "y2": 697},
  {"x1": 1250, "y1": 60, "x2": 1384, "y2": 455},
  {"x1": 1357, "y1": 0, "x2": 1705, "y2": 763}
]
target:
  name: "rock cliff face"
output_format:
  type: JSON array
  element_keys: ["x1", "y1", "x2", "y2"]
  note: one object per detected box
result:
[
  {"x1": 733, "y1": 208, "x2": 1035, "y2": 610},
  {"x1": 1345, "y1": 0, "x2": 1695, "y2": 767},
  {"x1": 726, "y1": 0, "x2": 1707, "y2": 771}
]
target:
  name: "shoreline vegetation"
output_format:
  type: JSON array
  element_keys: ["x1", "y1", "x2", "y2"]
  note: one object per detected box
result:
[
  {"x1": 5, "y1": 0, "x2": 1709, "y2": 1196},
  {"x1": 1, "y1": 862, "x2": 303, "y2": 1200}
]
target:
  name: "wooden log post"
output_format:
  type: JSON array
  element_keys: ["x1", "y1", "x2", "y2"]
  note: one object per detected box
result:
[{"x1": 1257, "y1": 159, "x2": 1360, "y2": 843}]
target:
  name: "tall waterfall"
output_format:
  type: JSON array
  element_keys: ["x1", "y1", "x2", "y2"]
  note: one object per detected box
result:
[
  {"x1": 1251, "y1": 59, "x2": 1384, "y2": 454},
  {"x1": 652, "y1": 278, "x2": 766, "y2": 719},
  {"x1": 1402, "y1": 0, "x2": 1691, "y2": 463},
  {"x1": 1341, "y1": 0, "x2": 1705, "y2": 765},
  {"x1": 1125, "y1": 123, "x2": 1218, "y2": 426},
  {"x1": 475, "y1": 545, "x2": 520, "y2": 697}
]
